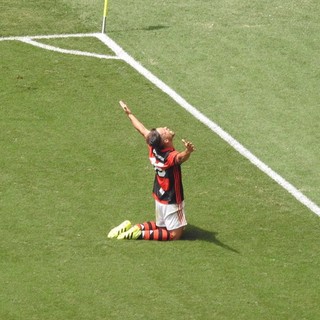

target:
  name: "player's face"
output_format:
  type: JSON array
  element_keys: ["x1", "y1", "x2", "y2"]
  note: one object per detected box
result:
[{"x1": 157, "y1": 127, "x2": 175, "y2": 143}]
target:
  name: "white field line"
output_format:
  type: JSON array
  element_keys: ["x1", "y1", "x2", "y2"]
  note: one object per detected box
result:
[
  {"x1": 1, "y1": 33, "x2": 120, "y2": 60},
  {"x1": 1, "y1": 32, "x2": 319, "y2": 216},
  {"x1": 0, "y1": 33, "x2": 98, "y2": 41},
  {"x1": 20, "y1": 38, "x2": 120, "y2": 59}
]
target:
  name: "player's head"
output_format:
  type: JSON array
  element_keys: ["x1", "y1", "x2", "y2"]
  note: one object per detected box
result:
[
  {"x1": 157, "y1": 127, "x2": 175, "y2": 143},
  {"x1": 147, "y1": 127, "x2": 175, "y2": 149}
]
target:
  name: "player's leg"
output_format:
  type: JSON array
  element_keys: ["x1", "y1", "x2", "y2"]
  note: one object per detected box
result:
[
  {"x1": 138, "y1": 201, "x2": 187, "y2": 241},
  {"x1": 137, "y1": 221, "x2": 157, "y2": 231},
  {"x1": 116, "y1": 202, "x2": 187, "y2": 241},
  {"x1": 169, "y1": 226, "x2": 185, "y2": 240}
]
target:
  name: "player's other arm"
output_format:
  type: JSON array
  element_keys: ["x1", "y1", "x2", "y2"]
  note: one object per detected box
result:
[
  {"x1": 119, "y1": 100, "x2": 150, "y2": 139},
  {"x1": 176, "y1": 139, "x2": 196, "y2": 164}
]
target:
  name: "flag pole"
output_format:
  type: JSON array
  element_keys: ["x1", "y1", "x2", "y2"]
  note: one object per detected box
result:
[{"x1": 101, "y1": 0, "x2": 108, "y2": 33}]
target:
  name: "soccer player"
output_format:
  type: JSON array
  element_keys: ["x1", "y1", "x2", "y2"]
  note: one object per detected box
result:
[{"x1": 107, "y1": 101, "x2": 195, "y2": 241}]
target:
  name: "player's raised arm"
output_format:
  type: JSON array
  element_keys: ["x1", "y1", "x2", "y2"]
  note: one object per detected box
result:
[
  {"x1": 175, "y1": 139, "x2": 196, "y2": 164},
  {"x1": 119, "y1": 100, "x2": 150, "y2": 139}
]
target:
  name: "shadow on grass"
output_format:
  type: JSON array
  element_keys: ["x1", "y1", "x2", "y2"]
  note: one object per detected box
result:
[
  {"x1": 182, "y1": 224, "x2": 240, "y2": 254},
  {"x1": 110, "y1": 25, "x2": 170, "y2": 33},
  {"x1": 142, "y1": 25, "x2": 169, "y2": 31}
]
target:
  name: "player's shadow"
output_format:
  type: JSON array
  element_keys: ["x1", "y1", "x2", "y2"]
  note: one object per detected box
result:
[{"x1": 182, "y1": 224, "x2": 240, "y2": 254}]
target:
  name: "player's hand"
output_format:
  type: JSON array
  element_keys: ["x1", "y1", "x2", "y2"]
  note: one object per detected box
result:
[
  {"x1": 182, "y1": 139, "x2": 196, "y2": 152},
  {"x1": 119, "y1": 100, "x2": 132, "y2": 115}
]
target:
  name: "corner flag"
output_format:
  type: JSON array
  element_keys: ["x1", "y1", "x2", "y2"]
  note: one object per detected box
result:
[{"x1": 101, "y1": 0, "x2": 108, "y2": 33}]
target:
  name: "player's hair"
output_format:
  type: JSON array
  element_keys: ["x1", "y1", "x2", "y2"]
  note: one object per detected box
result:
[{"x1": 146, "y1": 129, "x2": 162, "y2": 150}]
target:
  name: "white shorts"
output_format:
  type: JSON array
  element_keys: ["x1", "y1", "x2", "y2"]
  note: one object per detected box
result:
[{"x1": 155, "y1": 201, "x2": 187, "y2": 231}]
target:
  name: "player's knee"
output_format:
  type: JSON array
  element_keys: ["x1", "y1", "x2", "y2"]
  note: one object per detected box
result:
[{"x1": 170, "y1": 228, "x2": 184, "y2": 240}]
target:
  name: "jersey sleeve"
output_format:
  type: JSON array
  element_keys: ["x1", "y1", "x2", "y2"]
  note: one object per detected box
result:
[{"x1": 165, "y1": 150, "x2": 179, "y2": 168}]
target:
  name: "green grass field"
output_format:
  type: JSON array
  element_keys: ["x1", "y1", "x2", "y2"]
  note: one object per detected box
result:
[{"x1": 1, "y1": 1, "x2": 320, "y2": 319}]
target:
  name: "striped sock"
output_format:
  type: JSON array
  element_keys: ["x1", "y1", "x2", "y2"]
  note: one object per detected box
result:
[
  {"x1": 138, "y1": 221, "x2": 157, "y2": 231},
  {"x1": 141, "y1": 228, "x2": 172, "y2": 241}
]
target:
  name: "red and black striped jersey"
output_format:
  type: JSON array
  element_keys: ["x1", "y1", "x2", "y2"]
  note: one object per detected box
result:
[{"x1": 148, "y1": 146, "x2": 184, "y2": 204}]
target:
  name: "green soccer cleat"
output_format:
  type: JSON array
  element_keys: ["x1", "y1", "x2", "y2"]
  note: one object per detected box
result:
[
  {"x1": 107, "y1": 220, "x2": 131, "y2": 239},
  {"x1": 117, "y1": 225, "x2": 142, "y2": 240}
]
